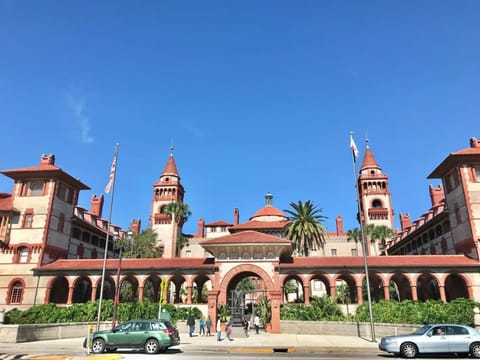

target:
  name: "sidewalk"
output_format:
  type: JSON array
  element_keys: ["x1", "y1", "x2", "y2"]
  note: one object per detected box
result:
[
  {"x1": 178, "y1": 327, "x2": 380, "y2": 354},
  {"x1": 0, "y1": 328, "x2": 380, "y2": 359}
]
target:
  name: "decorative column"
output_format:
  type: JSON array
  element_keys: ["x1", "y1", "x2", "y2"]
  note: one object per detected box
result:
[
  {"x1": 439, "y1": 285, "x2": 446, "y2": 303},
  {"x1": 269, "y1": 290, "x2": 282, "y2": 334},
  {"x1": 67, "y1": 286, "x2": 73, "y2": 305},
  {"x1": 207, "y1": 290, "x2": 220, "y2": 331},
  {"x1": 186, "y1": 285, "x2": 192, "y2": 304},
  {"x1": 411, "y1": 285, "x2": 418, "y2": 301},
  {"x1": 138, "y1": 286, "x2": 144, "y2": 303},
  {"x1": 329, "y1": 284, "x2": 336, "y2": 298},
  {"x1": 356, "y1": 285, "x2": 363, "y2": 304},
  {"x1": 383, "y1": 284, "x2": 390, "y2": 301},
  {"x1": 303, "y1": 285, "x2": 310, "y2": 305}
]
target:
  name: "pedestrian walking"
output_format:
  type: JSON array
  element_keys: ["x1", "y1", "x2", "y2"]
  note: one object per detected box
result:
[
  {"x1": 226, "y1": 319, "x2": 233, "y2": 341},
  {"x1": 254, "y1": 313, "x2": 260, "y2": 334},
  {"x1": 242, "y1": 318, "x2": 249, "y2": 337},
  {"x1": 187, "y1": 313, "x2": 195, "y2": 337},
  {"x1": 199, "y1": 316, "x2": 206, "y2": 336},
  {"x1": 216, "y1": 317, "x2": 222, "y2": 341},
  {"x1": 206, "y1": 315, "x2": 212, "y2": 336}
]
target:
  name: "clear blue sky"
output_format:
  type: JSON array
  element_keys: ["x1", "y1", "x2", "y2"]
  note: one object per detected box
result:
[{"x1": 1, "y1": 1, "x2": 479, "y2": 235}]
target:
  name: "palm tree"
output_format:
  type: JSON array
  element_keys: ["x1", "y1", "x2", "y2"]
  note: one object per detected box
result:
[
  {"x1": 346, "y1": 227, "x2": 362, "y2": 256},
  {"x1": 175, "y1": 234, "x2": 191, "y2": 257},
  {"x1": 123, "y1": 229, "x2": 160, "y2": 258},
  {"x1": 163, "y1": 201, "x2": 192, "y2": 225},
  {"x1": 163, "y1": 201, "x2": 192, "y2": 257},
  {"x1": 364, "y1": 223, "x2": 376, "y2": 255},
  {"x1": 370, "y1": 225, "x2": 395, "y2": 255},
  {"x1": 283, "y1": 200, "x2": 327, "y2": 256}
]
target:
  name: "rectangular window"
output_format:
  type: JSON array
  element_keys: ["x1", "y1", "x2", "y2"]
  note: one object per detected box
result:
[
  {"x1": 331, "y1": 249, "x2": 337, "y2": 256},
  {"x1": 475, "y1": 166, "x2": 480, "y2": 182},
  {"x1": 21, "y1": 181, "x2": 45, "y2": 196},
  {"x1": 351, "y1": 248, "x2": 358, "y2": 256},
  {"x1": 23, "y1": 210, "x2": 34, "y2": 228}
]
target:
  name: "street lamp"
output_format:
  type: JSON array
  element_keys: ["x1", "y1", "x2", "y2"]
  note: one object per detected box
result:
[{"x1": 111, "y1": 230, "x2": 133, "y2": 328}]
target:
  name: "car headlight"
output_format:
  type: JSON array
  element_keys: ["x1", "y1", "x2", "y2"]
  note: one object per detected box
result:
[{"x1": 382, "y1": 338, "x2": 398, "y2": 344}]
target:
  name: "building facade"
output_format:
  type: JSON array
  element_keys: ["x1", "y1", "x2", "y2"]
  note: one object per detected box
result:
[{"x1": 1, "y1": 138, "x2": 480, "y2": 333}]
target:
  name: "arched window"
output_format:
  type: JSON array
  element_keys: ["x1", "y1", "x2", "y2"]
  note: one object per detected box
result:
[
  {"x1": 9, "y1": 280, "x2": 24, "y2": 304},
  {"x1": 372, "y1": 199, "x2": 382, "y2": 208}
]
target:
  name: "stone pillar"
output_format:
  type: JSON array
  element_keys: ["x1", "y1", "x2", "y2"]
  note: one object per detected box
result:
[
  {"x1": 384, "y1": 285, "x2": 390, "y2": 301},
  {"x1": 138, "y1": 286, "x2": 144, "y2": 302},
  {"x1": 269, "y1": 290, "x2": 282, "y2": 334},
  {"x1": 357, "y1": 285, "x2": 363, "y2": 304},
  {"x1": 304, "y1": 285, "x2": 310, "y2": 305},
  {"x1": 91, "y1": 285, "x2": 97, "y2": 302},
  {"x1": 67, "y1": 286, "x2": 73, "y2": 305},
  {"x1": 330, "y1": 285, "x2": 336, "y2": 298},
  {"x1": 186, "y1": 285, "x2": 192, "y2": 304},
  {"x1": 439, "y1": 285, "x2": 446, "y2": 303},
  {"x1": 411, "y1": 286, "x2": 418, "y2": 301},
  {"x1": 207, "y1": 290, "x2": 219, "y2": 331}
]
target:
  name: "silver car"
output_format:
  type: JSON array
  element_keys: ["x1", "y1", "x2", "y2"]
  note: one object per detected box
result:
[{"x1": 379, "y1": 324, "x2": 480, "y2": 358}]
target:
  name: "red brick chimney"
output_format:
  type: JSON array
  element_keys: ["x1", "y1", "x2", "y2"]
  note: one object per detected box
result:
[
  {"x1": 336, "y1": 215, "x2": 343, "y2": 235},
  {"x1": 197, "y1": 218, "x2": 205, "y2": 237},
  {"x1": 234, "y1": 208, "x2": 239, "y2": 225},
  {"x1": 399, "y1": 213, "x2": 411, "y2": 231},
  {"x1": 40, "y1": 154, "x2": 55, "y2": 165},
  {"x1": 429, "y1": 185, "x2": 444, "y2": 207},
  {"x1": 91, "y1": 195, "x2": 104, "y2": 217}
]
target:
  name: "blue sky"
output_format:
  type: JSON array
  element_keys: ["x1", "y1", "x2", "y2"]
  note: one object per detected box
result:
[{"x1": 1, "y1": 1, "x2": 479, "y2": 235}]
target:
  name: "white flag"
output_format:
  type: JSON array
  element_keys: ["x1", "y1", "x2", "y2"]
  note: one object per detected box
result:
[{"x1": 350, "y1": 133, "x2": 360, "y2": 158}]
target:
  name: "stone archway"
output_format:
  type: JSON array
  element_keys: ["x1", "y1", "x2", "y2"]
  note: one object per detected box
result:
[{"x1": 212, "y1": 263, "x2": 281, "y2": 333}]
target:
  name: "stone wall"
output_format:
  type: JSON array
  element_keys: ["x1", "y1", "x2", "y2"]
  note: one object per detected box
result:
[{"x1": 0, "y1": 321, "x2": 421, "y2": 343}]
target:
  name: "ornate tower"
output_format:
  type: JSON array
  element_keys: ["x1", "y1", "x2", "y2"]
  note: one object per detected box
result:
[
  {"x1": 358, "y1": 140, "x2": 394, "y2": 254},
  {"x1": 150, "y1": 148, "x2": 185, "y2": 258}
]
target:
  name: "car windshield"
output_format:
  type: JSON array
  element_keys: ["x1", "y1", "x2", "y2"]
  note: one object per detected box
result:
[{"x1": 413, "y1": 325, "x2": 432, "y2": 335}]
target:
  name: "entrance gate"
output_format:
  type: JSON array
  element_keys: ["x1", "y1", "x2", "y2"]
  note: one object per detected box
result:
[{"x1": 228, "y1": 289, "x2": 266, "y2": 326}]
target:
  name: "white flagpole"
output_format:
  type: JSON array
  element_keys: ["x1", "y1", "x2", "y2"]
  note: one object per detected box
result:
[
  {"x1": 96, "y1": 143, "x2": 120, "y2": 331},
  {"x1": 350, "y1": 132, "x2": 376, "y2": 342}
]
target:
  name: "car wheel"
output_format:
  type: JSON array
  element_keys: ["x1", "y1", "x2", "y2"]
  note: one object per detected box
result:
[
  {"x1": 144, "y1": 338, "x2": 160, "y2": 354},
  {"x1": 400, "y1": 342, "x2": 418, "y2": 359},
  {"x1": 91, "y1": 338, "x2": 106, "y2": 354},
  {"x1": 470, "y1": 342, "x2": 480, "y2": 358}
]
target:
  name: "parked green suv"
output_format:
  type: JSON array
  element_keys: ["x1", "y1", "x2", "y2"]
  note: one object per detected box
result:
[{"x1": 86, "y1": 319, "x2": 180, "y2": 354}]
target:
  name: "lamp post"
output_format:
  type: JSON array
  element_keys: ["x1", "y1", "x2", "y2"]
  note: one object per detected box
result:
[{"x1": 111, "y1": 230, "x2": 133, "y2": 329}]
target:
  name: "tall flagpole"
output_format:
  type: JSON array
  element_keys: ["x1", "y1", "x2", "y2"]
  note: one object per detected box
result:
[
  {"x1": 349, "y1": 132, "x2": 376, "y2": 342},
  {"x1": 96, "y1": 143, "x2": 120, "y2": 331}
]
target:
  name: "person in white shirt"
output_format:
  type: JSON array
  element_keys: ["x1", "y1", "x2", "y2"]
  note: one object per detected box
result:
[
  {"x1": 216, "y1": 318, "x2": 222, "y2": 341},
  {"x1": 254, "y1": 314, "x2": 260, "y2": 334}
]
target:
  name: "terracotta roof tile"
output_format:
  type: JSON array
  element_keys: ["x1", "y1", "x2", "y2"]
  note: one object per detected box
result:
[
  {"x1": 280, "y1": 255, "x2": 479, "y2": 268},
  {"x1": 33, "y1": 257, "x2": 214, "y2": 271},
  {"x1": 206, "y1": 220, "x2": 233, "y2": 226},
  {"x1": 230, "y1": 220, "x2": 289, "y2": 231}
]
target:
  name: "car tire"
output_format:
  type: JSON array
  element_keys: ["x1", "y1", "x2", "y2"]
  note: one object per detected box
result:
[
  {"x1": 144, "y1": 338, "x2": 160, "y2": 354},
  {"x1": 91, "y1": 338, "x2": 106, "y2": 354},
  {"x1": 400, "y1": 342, "x2": 418, "y2": 359},
  {"x1": 470, "y1": 342, "x2": 480, "y2": 358}
]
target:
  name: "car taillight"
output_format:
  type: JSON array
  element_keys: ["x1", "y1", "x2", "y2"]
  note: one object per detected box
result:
[{"x1": 163, "y1": 329, "x2": 175, "y2": 335}]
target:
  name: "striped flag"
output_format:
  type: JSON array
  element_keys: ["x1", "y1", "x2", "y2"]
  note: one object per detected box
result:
[
  {"x1": 350, "y1": 132, "x2": 360, "y2": 158},
  {"x1": 105, "y1": 150, "x2": 118, "y2": 194}
]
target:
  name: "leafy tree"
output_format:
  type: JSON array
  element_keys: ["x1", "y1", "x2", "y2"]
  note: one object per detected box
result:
[
  {"x1": 336, "y1": 283, "x2": 352, "y2": 316},
  {"x1": 176, "y1": 234, "x2": 191, "y2": 257},
  {"x1": 236, "y1": 277, "x2": 255, "y2": 292},
  {"x1": 123, "y1": 229, "x2": 160, "y2": 258},
  {"x1": 283, "y1": 200, "x2": 327, "y2": 256},
  {"x1": 283, "y1": 279, "x2": 298, "y2": 303},
  {"x1": 346, "y1": 227, "x2": 362, "y2": 255}
]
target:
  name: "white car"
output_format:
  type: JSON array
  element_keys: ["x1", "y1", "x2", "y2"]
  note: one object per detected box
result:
[{"x1": 379, "y1": 324, "x2": 480, "y2": 359}]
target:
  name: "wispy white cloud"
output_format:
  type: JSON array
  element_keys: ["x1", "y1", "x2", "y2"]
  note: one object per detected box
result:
[
  {"x1": 66, "y1": 94, "x2": 94, "y2": 144},
  {"x1": 181, "y1": 121, "x2": 204, "y2": 138}
]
